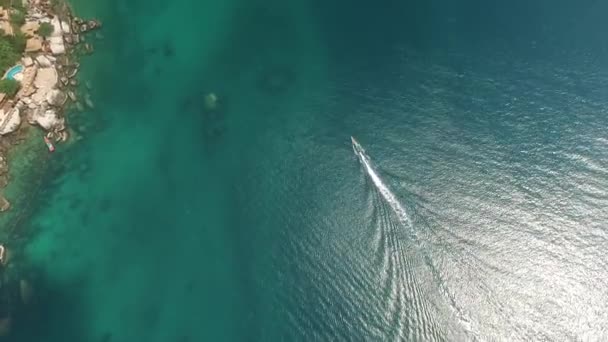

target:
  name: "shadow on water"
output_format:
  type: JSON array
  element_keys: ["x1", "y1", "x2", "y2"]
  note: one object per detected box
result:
[{"x1": 10, "y1": 275, "x2": 89, "y2": 342}]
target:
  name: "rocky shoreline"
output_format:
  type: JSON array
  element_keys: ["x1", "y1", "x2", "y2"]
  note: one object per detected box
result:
[
  {"x1": 0, "y1": 0, "x2": 100, "y2": 337},
  {"x1": 0, "y1": 0, "x2": 100, "y2": 213}
]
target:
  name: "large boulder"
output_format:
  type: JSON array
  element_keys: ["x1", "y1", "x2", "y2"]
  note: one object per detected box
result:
[
  {"x1": 60, "y1": 21, "x2": 71, "y2": 34},
  {"x1": 46, "y1": 89, "x2": 67, "y2": 106},
  {"x1": 49, "y1": 37, "x2": 66, "y2": 55},
  {"x1": 35, "y1": 55, "x2": 53, "y2": 68},
  {"x1": 50, "y1": 17, "x2": 63, "y2": 38},
  {"x1": 34, "y1": 67, "x2": 58, "y2": 89},
  {"x1": 30, "y1": 106, "x2": 64, "y2": 131},
  {"x1": 22, "y1": 56, "x2": 34, "y2": 67},
  {"x1": 0, "y1": 108, "x2": 21, "y2": 136}
]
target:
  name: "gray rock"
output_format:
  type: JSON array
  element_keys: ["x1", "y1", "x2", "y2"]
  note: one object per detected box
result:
[
  {"x1": 46, "y1": 89, "x2": 68, "y2": 106},
  {"x1": 31, "y1": 108, "x2": 65, "y2": 131},
  {"x1": 22, "y1": 57, "x2": 34, "y2": 67},
  {"x1": 67, "y1": 68, "x2": 78, "y2": 78},
  {"x1": 0, "y1": 108, "x2": 22, "y2": 136},
  {"x1": 35, "y1": 55, "x2": 53, "y2": 68}
]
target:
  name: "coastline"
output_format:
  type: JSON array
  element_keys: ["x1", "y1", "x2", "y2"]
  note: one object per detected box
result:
[
  {"x1": 0, "y1": 0, "x2": 100, "y2": 337},
  {"x1": 0, "y1": 0, "x2": 100, "y2": 214}
]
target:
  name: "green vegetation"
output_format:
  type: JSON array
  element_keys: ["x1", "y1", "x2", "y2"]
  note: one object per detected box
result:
[
  {"x1": 0, "y1": 30, "x2": 26, "y2": 73},
  {"x1": 0, "y1": 38, "x2": 20, "y2": 72},
  {"x1": 37, "y1": 22, "x2": 54, "y2": 39},
  {"x1": 9, "y1": 9, "x2": 25, "y2": 27},
  {"x1": 0, "y1": 79, "x2": 20, "y2": 98},
  {"x1": 5, "y1": 32, "x2": 26, "y2": 52}
]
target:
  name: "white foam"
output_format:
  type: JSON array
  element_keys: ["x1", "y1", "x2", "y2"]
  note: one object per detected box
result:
[{"x1": 354, "y1": 143, "x2": 412, "y2": 227}]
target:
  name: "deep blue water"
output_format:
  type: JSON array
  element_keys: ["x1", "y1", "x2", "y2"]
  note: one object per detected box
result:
[{"x1": 1, "y1": 0, "x2": 608, "y2": 340}]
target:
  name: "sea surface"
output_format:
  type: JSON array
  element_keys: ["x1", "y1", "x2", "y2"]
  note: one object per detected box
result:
[{"x1": 2, "y1": 0, "x2": 608, "y2": 341}]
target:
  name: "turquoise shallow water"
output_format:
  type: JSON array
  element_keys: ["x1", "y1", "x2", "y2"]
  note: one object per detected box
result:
[{"x1": 3, "y1": 0, "x2": 608, "y2": 340}]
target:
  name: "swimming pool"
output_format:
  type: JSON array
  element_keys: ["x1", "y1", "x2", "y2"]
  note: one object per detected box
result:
[{"x1": 6, "y1": 65, "x2": 23, "y2": 81}]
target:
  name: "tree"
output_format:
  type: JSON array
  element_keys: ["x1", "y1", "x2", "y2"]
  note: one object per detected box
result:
[
  {"x1": 0, "y1": 38, "x2": 20, "y2": 72},
  {"x1": 9, "y1": 10, "x2": 25, "y2": 27},
  {"x1": 5, "y1": 32, "x2": 26, "y2": 53},
  {"x1": 0, "y1": 79, "x2": 20, "y2": 98},
  {"x1": 37, "y1": 22, "x2": 54, "y2": 39}
]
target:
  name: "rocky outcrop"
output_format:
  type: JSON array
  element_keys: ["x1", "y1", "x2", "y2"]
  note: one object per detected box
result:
[
  {"x1": 33, "y1": 67, "x2": 58, "y2": 89},
  {"x1": 0, "y1": 108, "x2": 22, "y2": 136},
  {"x1": 72, "y1": 17, "x2": 102, "y2": 34},
  {"x1": 28, "y1": 105, "x2": 64, "y2": 131},
  {"x1": 35, "y1": 55, "x2": 53, "y2": 68},
  {"x1": 46, "y1": 89, "x2": 67, "y2": 106},
  {"x1": 49, "y1": 37, "x2": 66, "y2": 55},
  {"x1": 22, "y1": 57, "x2": 34, "y2": 67}
]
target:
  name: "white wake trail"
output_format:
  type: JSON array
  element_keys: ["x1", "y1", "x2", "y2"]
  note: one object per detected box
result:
[{"x1": 353, "y1": 139, "x2": 412, "y2": 227}]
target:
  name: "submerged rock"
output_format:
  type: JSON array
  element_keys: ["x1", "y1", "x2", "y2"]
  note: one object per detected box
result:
[
  {"x1": 19, "y1": 279, "x2": 33, "y2": 305},
  {"x1": 0, "y1": 195, "x2": 10, "y2": 212},
  {"x1": 57, "y1": 130, "x2": 69, "y2": 142},
  {"x1": 0, "y1": 157, "x2": 7, "y2": 175},
  {"x1": 84, "y1": 43, "x2": 94, "y2": 54},
  {"x1": 0, "y1": 315, "x2": 11, "y2": 337},
  {"x1": 67, "y1": 67, "x2": 78, "y2": 78},
  {"x1": 258, "y1": 66, "x2": 296, "y2": 93},
  {"x1": 204, "y1": 93, "x2": 218, "y2": 110},
  {"x1": 84, "y1": 95, "x2": 94, "y2": 109}
]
